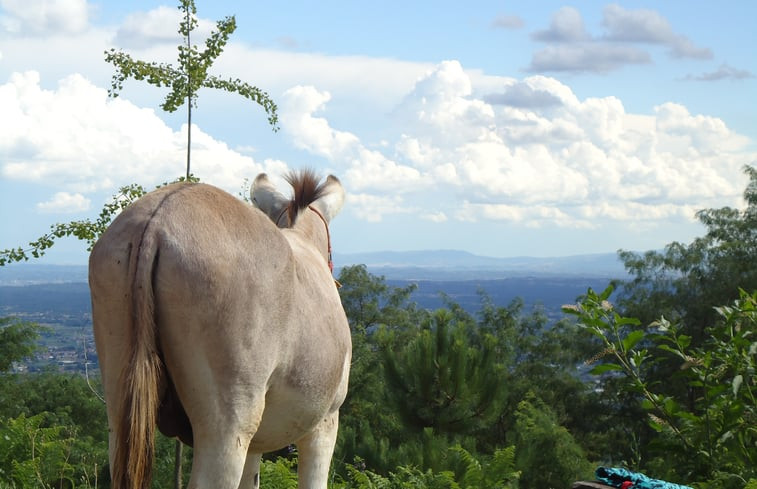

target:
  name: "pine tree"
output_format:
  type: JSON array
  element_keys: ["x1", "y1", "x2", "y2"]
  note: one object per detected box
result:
[{"x1": 382, "y1": 309, "x2": 506, "y2": 437}]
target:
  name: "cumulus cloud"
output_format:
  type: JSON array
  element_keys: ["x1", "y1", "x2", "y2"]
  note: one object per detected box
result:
[
  {"x1": 278, "y1": 60, "x2": 754, "y2": 230},
  {"x1": 36, "y1": 191, "x2": 90, "y2": 213},
  {"x1": 280, "y1": 84, "x2": 422, "y2": 193},
  {"x1": 456, "y1": 201, "x2": 586, "y2": 228},
  {"x1": 421, "y1": 211, "x2": 448, "y2": 223},
  {"x1": 527, "y1": 4, "x2": 712, "y2": 73},
  {"x1": 0, "y1": 0, "x2": 89, "y2": 35},
  {"x1": 212, "y1": 46, "x2": 432, "y2": 115},
  {"x1": 0, "y1": 70, "x2": 270, "y2": 194}
]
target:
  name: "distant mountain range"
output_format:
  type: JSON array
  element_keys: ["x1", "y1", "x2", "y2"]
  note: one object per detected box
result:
[
  {"x1": 0, "y1": 264, "x2": 89, "y2": 285},
  {"x1": 333, "y1": 250, "x2": 628, "y2": 280},
  {"x1": 0, "y1": 250, "x2": 629, "y2": 285}
]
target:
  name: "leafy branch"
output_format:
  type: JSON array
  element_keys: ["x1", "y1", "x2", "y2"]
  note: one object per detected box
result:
[
  {"x1": 0, "y1": 176, "x2": 198, "y2": 267},
  {"x1": 561, "y1": 286, "x2": 688, "y2": 445},
  {"x1": 0, "y1": 184, "x2": 145, "y2": 266},
  {"x1": 564, "y1": 286, "x2": 757, "y2": 477}
]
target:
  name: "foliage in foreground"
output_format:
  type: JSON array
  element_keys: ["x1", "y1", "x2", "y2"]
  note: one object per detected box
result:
[
  {"x1": 565, "y1": 287, "x2": 756, "y2": 487},
  {"x1": 1, "y1": 283, "x2": 755, "y2": 488}
]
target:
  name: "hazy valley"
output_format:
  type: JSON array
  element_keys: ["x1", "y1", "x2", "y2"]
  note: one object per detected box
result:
[{"x1": 0, "y1": 250, "x2": 626, "y2": 373}]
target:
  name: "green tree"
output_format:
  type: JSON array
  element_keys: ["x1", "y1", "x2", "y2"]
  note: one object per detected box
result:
[
  {"x1": 335, "y1": 265, "x2": 429, "y2": 473},
  {"x1": 608, "y1": 165, "x2": 757, "y2": 480},
  {"x1": 380, "y1": 308, "x2": 507, "y2": 471},
  {"x1": 513, "y1": 394, "x2": 593, "y2": 489},
  {"x1": 338, "y1": 264, "x2": 422, "y2": 332},
  {"x1": 618, "y1": 165, "x2": 757, "y2": 344},
  {"x1": 105, "y1": 0, "x2": 278, "y2": 179},
  {"x1": 0, "y1": 317, "x2": 42, "y2": 372},
  {"x1": 383, "y1": 309, "x2": 505, "y2": 435}
]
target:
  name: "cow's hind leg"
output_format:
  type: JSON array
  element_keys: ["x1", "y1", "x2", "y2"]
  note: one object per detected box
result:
[
  {"x1": 187, "y1": 426, "x2": 253, "y2": 489},
  {"x1": 237, "y1": 452, "x2": 262, "y2": 489},
  {"x1": 296, "y1": 411, "x2": 340, "y2": 489}
]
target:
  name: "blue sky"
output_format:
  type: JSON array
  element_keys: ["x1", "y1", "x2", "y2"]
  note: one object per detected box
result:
[{"x1": 0, "y1": 1, "x2": 755, "y2": 264}]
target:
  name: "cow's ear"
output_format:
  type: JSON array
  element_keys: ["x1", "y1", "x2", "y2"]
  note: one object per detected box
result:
[
  {"x1": 311, "y1": 175, "x2": 345, "y2": 223},
  {"x1": 251, "y1": 173, "x2": 289, "y2": 225}
]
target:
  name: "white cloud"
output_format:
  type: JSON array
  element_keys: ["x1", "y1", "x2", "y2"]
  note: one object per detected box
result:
[
  {"x1": 347, "y1": 193, "x2": 410, "y2": 223},
  {"x1": 213, "y1": 46, "x2": 433, "y2": 114},
  {"x1": 0, "y1": 0, "x2": 89, "y2": 35},
  {"x1": 36, "y1": 191, "x2": 90, "y2": 213},
  {"x1": 484, "y1": 78, "x2": 564, "y2": 108},
  {"x1": 279, "y1": 60, "x2": 754, "y2": 229},
  {"x1": 455, "y1": 201, "x2": 590, "y2": 229},
  {"x1": 4, "y1": 56, "x2": 751, "y2": 233},
  {"x1": 421, "y1": 211, "x2": 448, "y2": 223},
  {"x1": 280, "y1": 85, "x2": 422, "y2": 193},
  {"x1": 0, "y1": 70, "x2": 269, "y2": 194}
]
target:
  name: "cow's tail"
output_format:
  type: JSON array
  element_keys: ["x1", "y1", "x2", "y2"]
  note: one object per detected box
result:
[{"x1": 112, "y1": 229, "x2": 162, "y2": 489}]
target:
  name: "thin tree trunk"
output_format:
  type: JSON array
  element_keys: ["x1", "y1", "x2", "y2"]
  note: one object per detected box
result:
[
  {"x1": 185, "y1": 3, "x2": 192, "y2": 180},
  {"x1": 186, "y1": 99, "x2": 192, "y2": 180}
]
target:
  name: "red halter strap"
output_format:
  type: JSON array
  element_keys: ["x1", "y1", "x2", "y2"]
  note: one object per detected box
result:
[{"x1": 307, "y1": 205, "x2": 333, "y2": 273}]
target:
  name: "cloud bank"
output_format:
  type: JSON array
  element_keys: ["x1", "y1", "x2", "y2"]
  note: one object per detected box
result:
[{"x1": 280, "y1": 61, "x2": 753, "y2": 226}]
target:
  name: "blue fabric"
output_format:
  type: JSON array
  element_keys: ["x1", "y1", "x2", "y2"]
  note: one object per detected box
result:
[{"x1": 595, "y1": 467, "x2": 693, "y2": 489}]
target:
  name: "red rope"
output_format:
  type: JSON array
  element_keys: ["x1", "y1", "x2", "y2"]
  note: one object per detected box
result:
[{"x1": 307, "y1": 205, "x2": 333, "y2": 273}]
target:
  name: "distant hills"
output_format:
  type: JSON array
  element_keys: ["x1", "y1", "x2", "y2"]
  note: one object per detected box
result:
[
  {"x1": 333, "y1": 250, "x2": 628, "y2": 280},
  {"x1": 0, "y1": 264, "x2": 89, "y2": 285},
  {"x1": 0, "y1": 250, "x2": 628, "y2": 285}
]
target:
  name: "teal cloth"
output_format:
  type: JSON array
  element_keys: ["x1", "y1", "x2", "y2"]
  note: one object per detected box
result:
[{"x1": 595, "y1": 467, "x2": 693, "y2": 489}]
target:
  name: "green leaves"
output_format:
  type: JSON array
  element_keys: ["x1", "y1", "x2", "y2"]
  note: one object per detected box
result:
[
  {"x1": 589, "y1": 362, "x2": 623, "y2": 375},
  {"x1": 0, "y1": 413, "x2": 77, "y2": 488},
  {"x1": 568, "y1": 286, "x2": 757, "y2": 481},
  {"x1": 622, "y1": 329, "x2": 644, "y2": 352},
  {"x1": 0, "y1": 318, "x2": 43, "y2": 372}
]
